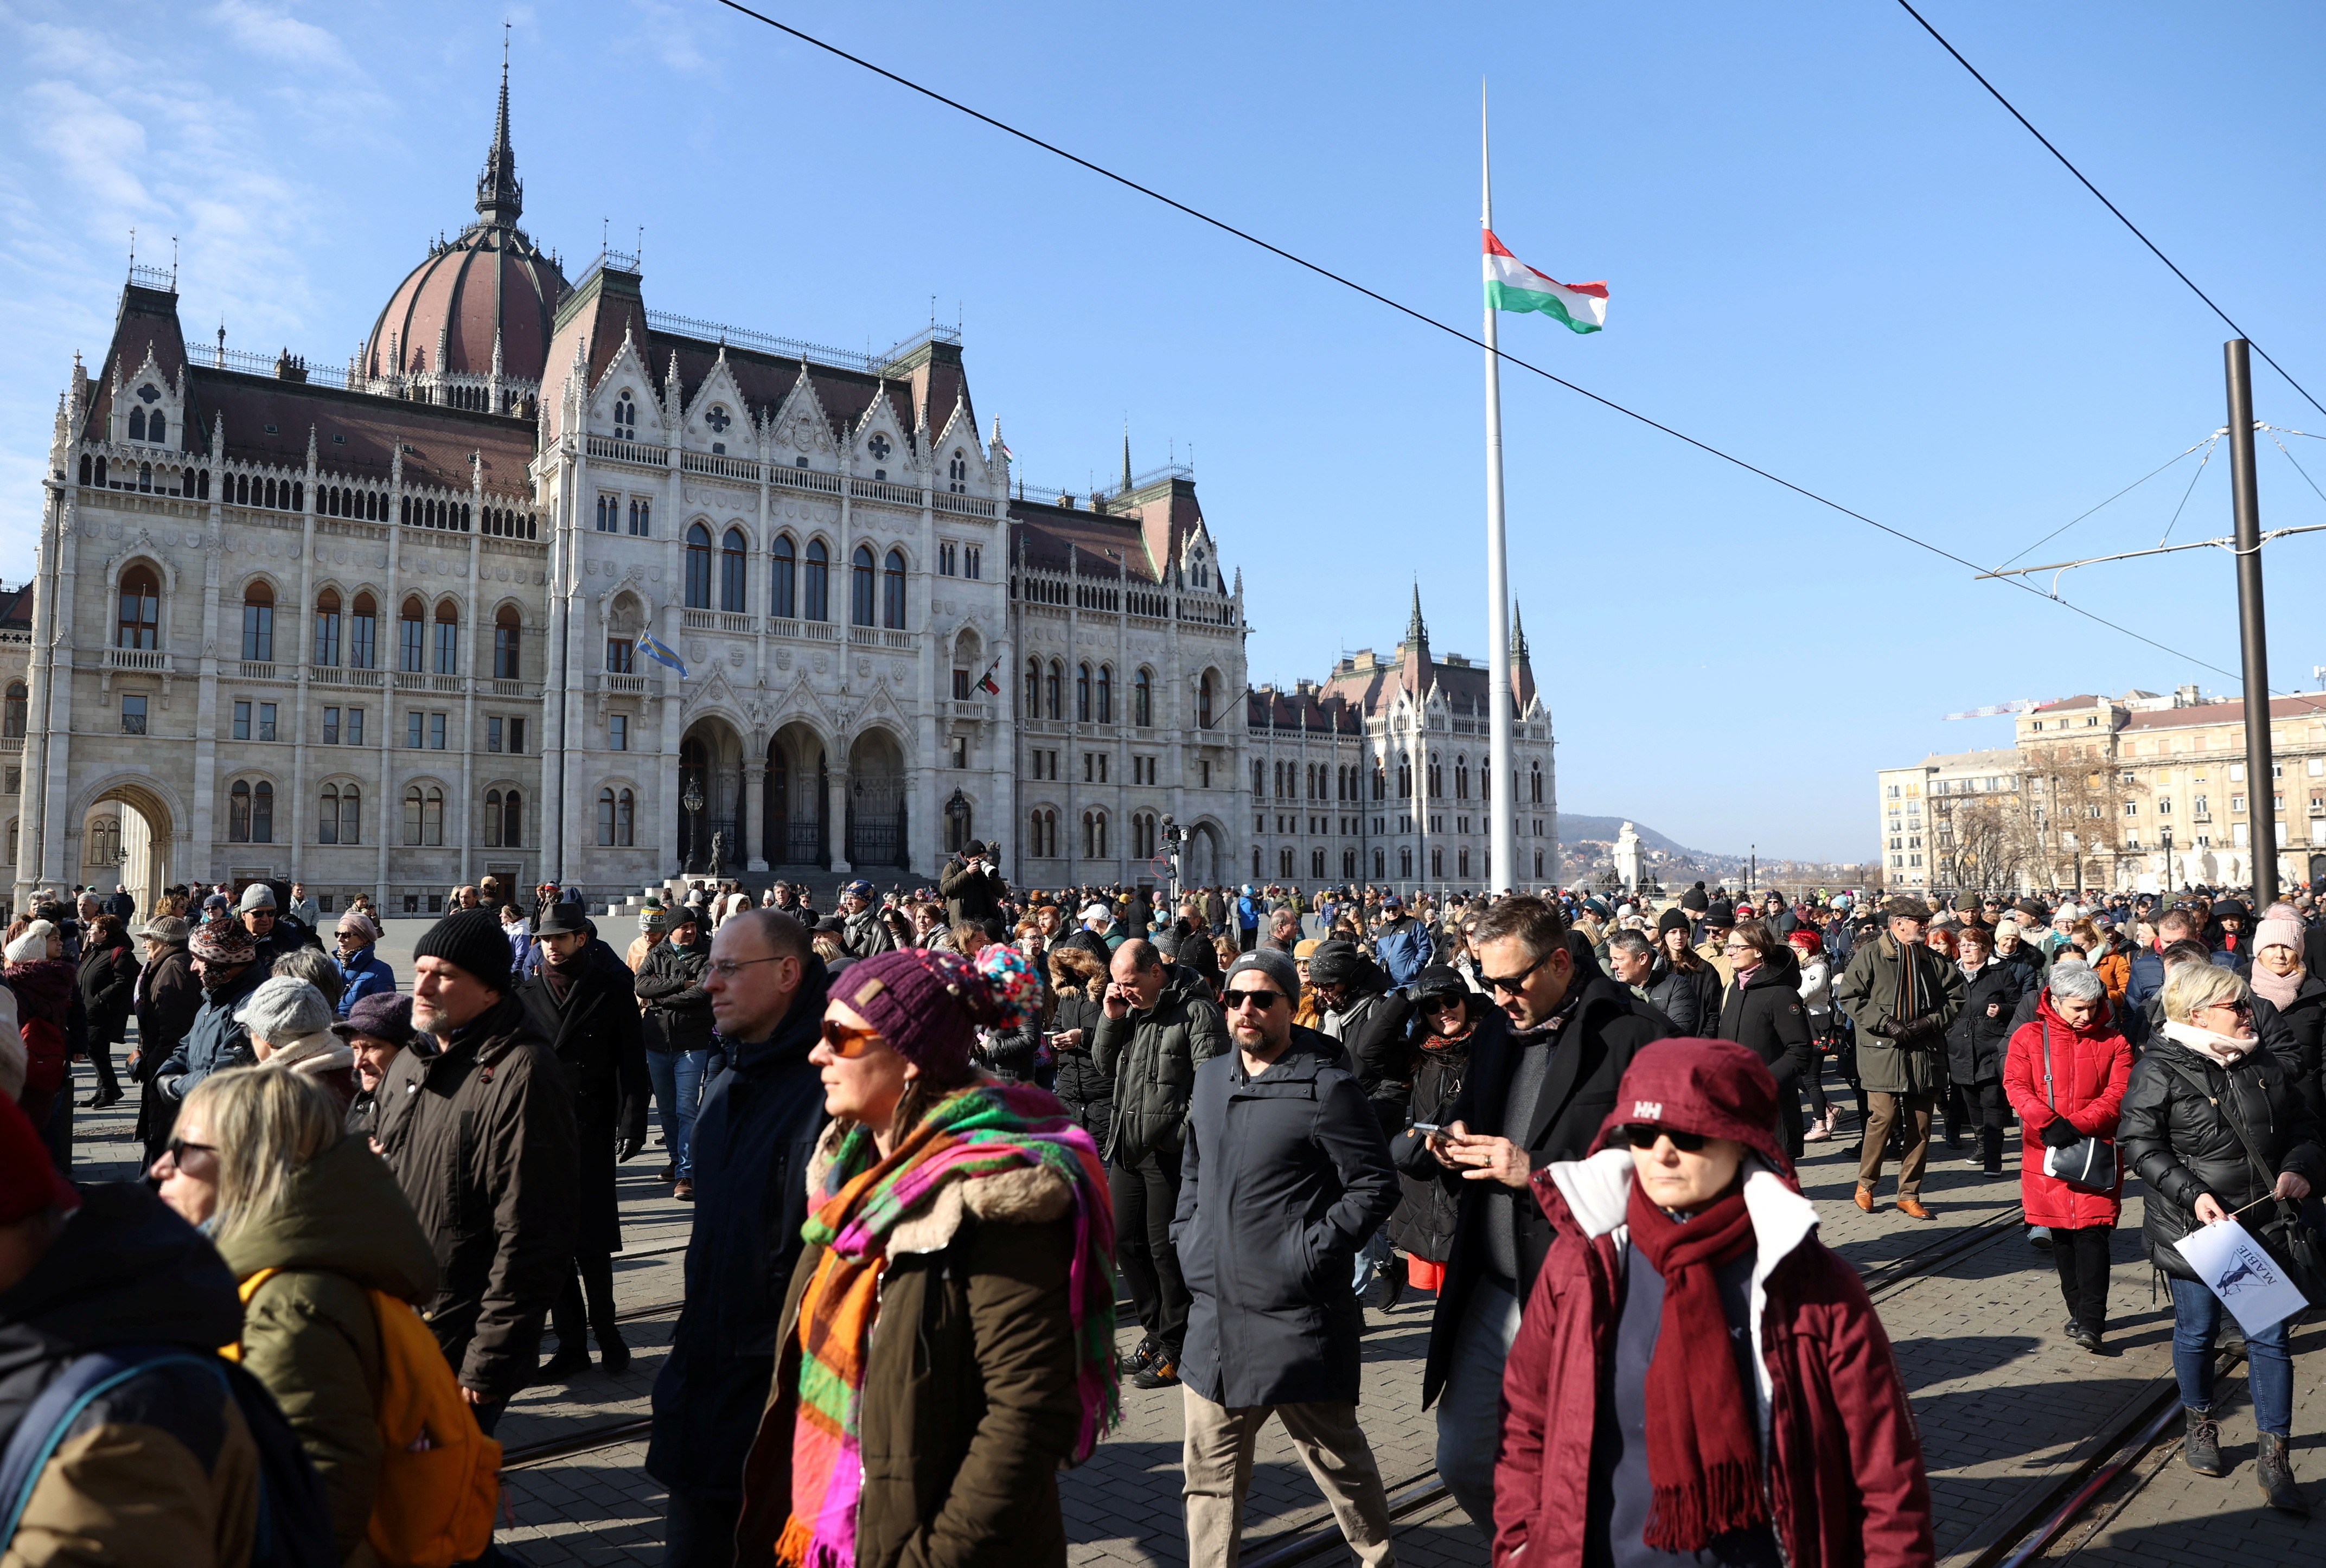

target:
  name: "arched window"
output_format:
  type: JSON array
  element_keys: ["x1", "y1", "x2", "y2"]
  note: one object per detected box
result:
[
  {"x1": 349, "y1": 593, "x2": 377, "y2": 670},
  {"x1": 229, "y1": 781, "x2": 253, "y2": 842},
  {"x1": 612, "y1": 788, "x2": 635, "y2": 846},
  {"x1": 493, "y1": 605, "x2": 521, "y2": 680},
  {"x1": 1134, "y1": 668, "x2": 1152, "y2": 727},
  {"x1": 337, "y1": 785, "x2": 361, "y2": 845},
  {"x1": 319, "y1": 784, "x2": 340, "y2": 844},
  {"x1": 1531, "y1": 762, "x2": 1543, "y2": 804},
  {"x1": 685, "y1": 523, "x2": 713, "y2": 609},
  {"x1": 1024, "y1": 658, "x2": 1040, "y2": 714},
  {"x1": 149, "y1": 412, "x2": 167, "y2": 446},
  {"x1": 128, "y1": 407, "x2": 146, "y2": 441},
  {"x1": 432, "y1": 600, "x2": 458, "y2": 675},
  {"x1": 484, "y1": 789, "x2": 502, "y2": 847},
  {"x1": 771, "y1": 536, "x2": 796, "y2": 618},
  {"x1": 1372, "y1": 847, "x2": 1385, "y2": 879},
  {"x1": 117, "y1": 567, "x2": 159, "y2": 650},
  {"x1": 1456, "y1": 756, "x2": 1469, "y2": 800},
  {"x1": 803, "y1": 540, "x2": 829, "y2": 622},
  {"x1": 1397, "y1": 755, "x2": 1411, "y2": 797},
  {"x1": 598, "y1": 788, "x2": 616, "y2": 846},
  {"x1": 398, "y1": 597, "x2": 425, "y2": 672},
  {"x1": 1198, "y1": 671, "x2": 1215, "y2": 728},
  {"x1": 3, "y1": 684, "x2": 24, "y2": 739},
  {"x1": 1076, "y1": 663, "x2": 1091, "y2": 723},
  {"x1": 1313, "y1": 848, "x2": 1326, "y2": 880},
  {"x1": 240, "y1": 582, "x2": 274, "y2": 662},
  {"x1": 1279, "y1": 847, "x2": 1294, "y2": 879},
  {"x1": 628, "y1": 497, "x2": 652, "y2": 536},
  {"x1": 1046, "y1": 661, "x2": 1063, "y2": 720},
  {"x1": 1083, "y1": 810, "x2": 1108, "y2": 860},
  {"x1": 503, "y1": 789, "x2": 522, "y2": 847},
  {"x1": 850, "y1": 545, "x2": 877, "y2": 626},
  {"x1": 883, "y1": 549, "x2": 906, "y2": 629},
  {"x1": 1400, "y1": 846, "x2": 1414, "y2": 879},
  {"x1": 404, "y1": 785, "x2": 444, "y2": 847},
  {"x1": 1096, "y1": 665, "x2": 1112, "y2": 724},
  {"x1": 253, "y1": 782, "x2": 274, "y2": 842},
  {"x1": 614, "y1": 392, "x2": 637, "y2": 440},
  {"x1": 312, "y1": 588, "x2": 341, "y2": 667},
  {"x1": 721, "y1": 528, "x2": 748, "y2": 612},
  {"x1": 948, "y1": 449, "x2": 968, "y2": 491}
]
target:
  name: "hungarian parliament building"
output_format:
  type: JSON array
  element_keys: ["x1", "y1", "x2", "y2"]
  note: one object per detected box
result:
[{"x1": 9, "y1": 68, "x2": 1556, "y2": 917}]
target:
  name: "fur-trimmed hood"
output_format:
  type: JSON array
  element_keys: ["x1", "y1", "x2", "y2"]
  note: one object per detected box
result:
[{"x1": 803, "y1": 1102, "x2": 1075, "y2": 1258}]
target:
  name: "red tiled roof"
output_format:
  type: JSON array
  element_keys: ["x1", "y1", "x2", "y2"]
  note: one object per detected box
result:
[
  {"x1": 2029, "y1": 694, "x2": 2103, "y2": 713},
  {"x1": 363, "y1": 221, "x2": 567, "y2": 386}
]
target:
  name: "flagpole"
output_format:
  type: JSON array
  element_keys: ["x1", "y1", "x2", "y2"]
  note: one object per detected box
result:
[{"x1": 1482, "y1": 85, "x2": 1517, "y2": 894}]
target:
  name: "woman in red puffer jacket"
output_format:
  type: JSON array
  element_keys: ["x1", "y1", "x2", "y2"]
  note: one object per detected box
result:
[
  {"x1": 2002, "y1": 964, "x2": 2132, "y2": 1355},
  {"x1": 6, "y1": 918, "x2": 82, "y2": 1153}
]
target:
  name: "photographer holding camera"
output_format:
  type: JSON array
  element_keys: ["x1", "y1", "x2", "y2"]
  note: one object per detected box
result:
[{"x1": 940, "y1": 837, "x2": 1006, "y2": 929}]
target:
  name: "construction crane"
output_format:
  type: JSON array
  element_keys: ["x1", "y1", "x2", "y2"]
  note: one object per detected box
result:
[{"x1": 1941, "y1": 700, "x2": 2043, "y2": 721}]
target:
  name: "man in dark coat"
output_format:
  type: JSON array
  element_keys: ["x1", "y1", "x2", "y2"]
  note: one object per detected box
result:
[
  {"x1": 1173, "y1": 948, "x2": 1400, "y2": 1567},
  {"x1": 1835, "y1": 898, "x2": 1964, "y2": 1219},
  {"x1": 649, "y1": 908, "x2": 829, "y2": 1567},
  {"x1": 938, "y1": 839, "x2": 1006, "y2": 929},
  {"x1": 373, "y1": 907, "x2": 577, "y2": 1433},
  {"x1": 636, "y1": 906, "x2": 717, "y2": 1198},
  {"x1": 129, "y1": 914, "x2": 202, "y2": 1164},
  {"x1": 519, "y1": 903, "x2": 650, "y2": 1381},
  {"x1": 1405, "y1": 894, "x2": 1675, "y2": 1534}
]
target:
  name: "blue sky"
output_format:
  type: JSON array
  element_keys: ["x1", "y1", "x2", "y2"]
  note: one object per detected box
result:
[{"x1": 4, "y1": 1, "x2": 2322, "y2": 861}]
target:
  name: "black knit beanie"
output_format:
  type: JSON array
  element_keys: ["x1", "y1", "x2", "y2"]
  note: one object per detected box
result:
[{"x1": 413, "y1": 907, "x2": 513, "y2": 993}]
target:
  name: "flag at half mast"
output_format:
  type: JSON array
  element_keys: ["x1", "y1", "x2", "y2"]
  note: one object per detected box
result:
[{"x1": 1482, "y1": 229, "x2": 1607, "y2": 334}]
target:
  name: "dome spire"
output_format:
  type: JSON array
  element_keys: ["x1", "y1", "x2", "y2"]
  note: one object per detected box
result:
[{"x1": 476, "y1": 29, "x2": 522, "y2": 226}]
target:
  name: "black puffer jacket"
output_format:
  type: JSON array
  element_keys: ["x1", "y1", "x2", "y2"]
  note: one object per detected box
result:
[
  {"x1": 76, "y1": 933, "x2": 137, "y2": 1046},
  {"x1": 1947, "y1": 959, "x2": 2031, "y2": 1084},
  {"x1": 635, "y1": 935, "x2": 714, "y2": 1054},
  {"x1": 1089, "y1": 972, "x2": 1229, "y2": 1164},
  {"x1": 1384, "y1": 1005, "x2": 1502, "y2": 1263},
  {"x1": 1714, "y1": 951, "x2": 1807, "y2": 1089},
  {"x1": 2118, "y1": 1033, "x2": 2326, "y2": 1282},
  {"x1": 1047, "y1": 985, "x2": 1111, "y2": 1148},
  {"x1": 1323, "y1": 984, "x2": 1416, "y2": 1135},
  {"x1": 1638, "y1": 958, "x2": 1699, "y2": 1034},
  {"x1": 2252, "y1": 973, "x2": 2326, "y2": 1121}
]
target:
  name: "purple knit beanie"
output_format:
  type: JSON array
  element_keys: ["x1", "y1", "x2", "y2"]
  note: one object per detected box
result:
[{"x1": 832, "y1": 945, "x2": 1043, "y2": 1074}]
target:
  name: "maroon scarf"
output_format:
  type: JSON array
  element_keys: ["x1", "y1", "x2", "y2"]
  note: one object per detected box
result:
[{"x1": 1625, "y1": 1178, "x2": 1767, "y2": 1552}]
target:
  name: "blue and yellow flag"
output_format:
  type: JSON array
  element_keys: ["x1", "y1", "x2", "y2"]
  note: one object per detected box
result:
[{"x1": 639, "y1": 631, "x2": 688, "y2": 678}]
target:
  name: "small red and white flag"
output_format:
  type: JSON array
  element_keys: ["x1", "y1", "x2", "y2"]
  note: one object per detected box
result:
[{"x1": 976, "y1": 657, "x2": 1002, "y2": 696}]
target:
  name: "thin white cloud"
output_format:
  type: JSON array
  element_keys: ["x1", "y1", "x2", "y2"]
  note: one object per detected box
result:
[{"x1": 205, "y1": 0, "x2": 360, "y2": 74}]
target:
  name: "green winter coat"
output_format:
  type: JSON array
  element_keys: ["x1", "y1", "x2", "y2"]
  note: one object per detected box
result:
[
  {"x1": 215, "y1": 1131, "x2": 439, "y2": 1564},
  {"x1": 1834, "y1": 933, "x2": 1965, "y2": 1097}
]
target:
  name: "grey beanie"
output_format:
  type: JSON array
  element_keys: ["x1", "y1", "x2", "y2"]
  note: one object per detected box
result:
[
  {"x1": 238, "y1": 882, "x2": 278, "y2": 913},
  {"x1": 1223, "y1": 948, "x2": 1300, "y2": 999},
  {"x1": 236, "y1": 976, "x2": 335, "y2": 1046}
]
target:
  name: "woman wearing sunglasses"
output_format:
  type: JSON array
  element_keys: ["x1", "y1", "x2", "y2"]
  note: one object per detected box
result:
[
  {"x1": 150, "y1": 1066, "x2": 440, "y2": 1564},
  {"x1": 2119, "y1": 959, "x2": 2324, "y2": 1512},
  {"x1": 737, "y1": 944, "x2": 1118, "y2": 1568},
  {"x1": 1385, "y1": 965, "x2": 1498, "y2": 1294},
  {"x1": 1498, "y1": 1039, "x2": 1933, "y2": 1567}
]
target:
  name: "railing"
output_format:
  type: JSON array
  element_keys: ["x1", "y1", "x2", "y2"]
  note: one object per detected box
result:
[
  {"x1": 210, "y1": 345, "x2": 350, "y2": 389},
  {"x1": 681, "y1": 450, "x2": 763, "y2": 482},
  {"x1": 850, "y1": 476, "x2": 922, "y2": 508},
  {"x1": 490, "y1": 679, "x2": 534, "y2": 697},
  {"x1": 950, "y1": 700, "x2": 994, "y2": 722},
  {"x1": 772, "y1": 465, "x2": 843, "y2": 495},
  {"x1": 847, "y1": 626, "x2": 915, "y2": 650},
  {"x1": 312, "y1": 668, "x2": 386, "y2": 688},
  {"x1": 797, "y1": 621, "x2": 840, "y2": 642},
  {"x1": 682, "y1": 610, "x2": 757, "y2": 634},
  {"x1": 605, "y1": 673, "x2": 650, "y2": 693},
  {"x1": 106, "y1": 648, "x2": 168, "y2": 672},
  {"x1": 238, "y1": 661, "x2": 279, "y2": 681},
  {"x1": 429, "y1": 674, "x2": 466, "y2": 694},
  {"x1": 585, "y1": 434, "x2": 670, "y2": 467},
  {"x1": 932, "y1": 491, "x2": 998, "y2": 518},
  {"x1": 393, "y1": 671, "x2": 429, "y2": 691},
  {"x1": 643, "y1": 309, "x2": 960, "y2": 375}
]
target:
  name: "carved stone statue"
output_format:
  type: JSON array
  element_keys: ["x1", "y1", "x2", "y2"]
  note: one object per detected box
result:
[
  {"x1": 1613, "y1": 821, "x2": 1644, "y2": 892},
  {"x1": 708, "y1": 829, "x2": 726, "y2": 875}
]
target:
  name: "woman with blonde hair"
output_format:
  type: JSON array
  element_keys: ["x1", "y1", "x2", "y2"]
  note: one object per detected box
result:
[
  {"x1": 151, "y1": 1066, "x2": 438, "y2": 1561},
  {"x1": 2119, "y1": 959, "x2": 2324, "y2": 1512}
]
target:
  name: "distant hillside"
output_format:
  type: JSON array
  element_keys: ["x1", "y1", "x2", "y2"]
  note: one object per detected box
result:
[{"x1": 1558, "y1": 814, "x2": 1730, "y2": 863}]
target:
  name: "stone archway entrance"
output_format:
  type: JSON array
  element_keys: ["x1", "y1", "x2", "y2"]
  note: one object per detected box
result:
[
  {"x1": 82, "y1": 781, "x2": 171, "y2": 914},
  {"x1": 846, "y1": 731, "x2": 908, "y2": 872},
  {"x1": 1185, "y1": 821, "x2": 1219, "y2": 888},
  {"x1": 678, "y1": 716, "x2": 746, "y2": 875},
  {"x1": 764, "y1": 723, "x2": 829, "y2": 868}
]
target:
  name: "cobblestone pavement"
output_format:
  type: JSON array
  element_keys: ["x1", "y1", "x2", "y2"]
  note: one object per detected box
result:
[{"x1": 64, "y1": 1011, "x2": 2326, "y2": 1566}]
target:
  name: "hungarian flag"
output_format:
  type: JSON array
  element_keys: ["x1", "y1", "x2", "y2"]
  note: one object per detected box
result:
[
  {"x1": 976, "y1": 657, "x2": 1001, "y2": 696},
  {"x1": 1484, "y1": 229, "x2": 1607, "y2": 334}
]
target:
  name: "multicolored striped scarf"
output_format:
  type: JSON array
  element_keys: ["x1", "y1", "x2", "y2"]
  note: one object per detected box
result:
[{"x1": 774, "y1": 1080, "x2": 1117, "y2": 1568}]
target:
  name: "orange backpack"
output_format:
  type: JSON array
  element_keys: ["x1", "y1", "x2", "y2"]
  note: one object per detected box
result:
[{"x1": 231, "y1": 1269, "x2": 502, "y2": 1568}]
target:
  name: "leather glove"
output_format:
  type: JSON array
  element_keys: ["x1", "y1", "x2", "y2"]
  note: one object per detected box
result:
[
  {"x1": 2041, "y1": 1117, "x2": 2082, "y2": 1149},
  {"x1": 616, "y1": 1093, "x2": 649, "y2": 1162},
  {"x1": 1869, "y1": 1015, "x2": 1902, "y2": 1039}
]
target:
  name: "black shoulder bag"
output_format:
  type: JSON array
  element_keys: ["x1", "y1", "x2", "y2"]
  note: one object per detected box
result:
[
  {"x1": 2039, "y1": 1021, "x2": 2118, "y2": 1193},
  {"x1": 2162, "y1": 1057, "x2": 2326, "y2": 1308}
]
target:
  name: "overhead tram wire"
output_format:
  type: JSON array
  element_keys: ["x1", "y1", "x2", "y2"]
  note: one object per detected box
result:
[
  {"x1": 1895, "y1": 0, "x2": 2326, "y2": 424},
  {"x1": 706, "y1": 0, "x2": 2250, "y2": 687},
  {"x1": 1988, "y1": 433, "x2": 2218, "y2": 572}
]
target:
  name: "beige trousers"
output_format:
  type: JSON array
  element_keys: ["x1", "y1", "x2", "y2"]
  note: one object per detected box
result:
[{"x1": 1181, "y1": 1386, "x2": 1397, "y2": 1567}]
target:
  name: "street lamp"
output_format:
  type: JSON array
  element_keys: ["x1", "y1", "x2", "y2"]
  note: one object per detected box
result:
[
  {"x1": 944, "y1": 788, "x2": 970, "y2": 854},
  {"x1": 2161, "y1": 825, "x2": 2175, "y2": 894},
  {"x1": 682, "y1": 777, "x2": 705, "y2": 872}
]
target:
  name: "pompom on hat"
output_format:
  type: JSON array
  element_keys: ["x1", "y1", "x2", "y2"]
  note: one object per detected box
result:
[{"x1": 830, "y1": 944, "x2": 1044, "y2": 1076}]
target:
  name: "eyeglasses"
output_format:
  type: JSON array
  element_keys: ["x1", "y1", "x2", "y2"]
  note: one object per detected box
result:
[
  {"x1": 1615, "y1": 1124, "x2": 1709, "y2": 1153},
  {"x1": 2202, "y1": 999, "x2": 2255, "y2": 1017},
  {"x1": 819, "y1": 1019, "x2": 886, "y2": 1058},
  {"x1": 164, "y1": 1136, "x2": 218, "y2": 1166},
  {"x1": 1224, "y1": 988, "x2": 1285, "y2": 1012},
  {"x1": 1425, "y1": 996, "x2": 1467, "y2": 1013},
  {"x1": 1480, "y1": 949, "x2": 1554, "y2": 996},
  {"x1": 707, "y1": 954, "x2": 787, "y2": 981},
  {"x1": 1722, "y1": 943, "x2": 1753, "y2": 955}
]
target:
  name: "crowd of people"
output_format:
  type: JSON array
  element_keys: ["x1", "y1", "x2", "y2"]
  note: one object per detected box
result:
[{"x1": 6, "y1": 849, "x2": 2325, "y2": 1566}]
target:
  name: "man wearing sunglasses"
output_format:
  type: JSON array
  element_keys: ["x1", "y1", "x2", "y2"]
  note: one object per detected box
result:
[
  {"x1": 1173, "y1": 948, "x2": 1401, "y2": 1567},
  {"x1": 1406, "y1": 895, "x2": 1675, "y2": 1535}
]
